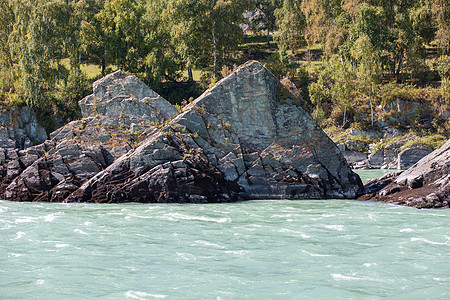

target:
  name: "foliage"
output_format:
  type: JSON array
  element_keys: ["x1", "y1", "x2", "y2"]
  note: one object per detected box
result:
[
  {"x1": 265, "y1": 51, "x2": 298, "y2": 78},
  {"x1": 0, "y1": 0, "x2": 447, "y2": 138},
  {"x1": 275, "y1": 0, "x2": 306, "y2": 53},
  {"x1": 400, "y1": 134, "x2": 448, "y2": 151}
]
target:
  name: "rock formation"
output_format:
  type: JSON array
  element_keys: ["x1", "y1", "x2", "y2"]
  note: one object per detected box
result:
[
  {"x1": 339, "y1": 131, "x2": 434, "y2": 170},
  {"x1": 3, "y1": 61, "x2": 363, "y2": 203},
  {"x1": 0, "y1": 106, "x2": 49, "y2": 192},
  {"x1": 0, "y1": 106, "x2": 47, "y2": 149},
  {"x1": 2, "y1": 71, "x2": 175, "y2": 201},
  {"x1": 66, "y1": 61, "x2": 362, "y2": 203},
  {"x1": 359, "y1": 139, "x2": 450, "y2": 208}
]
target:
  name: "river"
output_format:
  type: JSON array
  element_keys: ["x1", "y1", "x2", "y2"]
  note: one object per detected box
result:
[{"x1": 1, "y1": 170, "x2": 449, "y2": 299}]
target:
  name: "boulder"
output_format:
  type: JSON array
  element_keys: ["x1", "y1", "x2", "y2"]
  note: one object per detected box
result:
[
  {"x1": 66, "y1": 61, "x2": 362, "y2": 203},
  {"x1": 342, "y1": 151, "x2": 368, "y2": 167},
  {"x1": 368, "y1": 149, "x2": 384, "y2": 167},
  {"x1": 78, "y1": 70, "x2": 178, "y2": 122},
  {"x1": 0, "y1": 106, "x2": 47, "y2": 149},
  {"x1": 358, "y1": 139, "x2": 450, "y2": 208},
  {"x1": 397, "y1": 146, "x2": 433, "y2": 170}
]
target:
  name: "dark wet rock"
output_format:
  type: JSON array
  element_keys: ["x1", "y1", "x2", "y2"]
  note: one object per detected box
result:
[
  {"x1": 67, "y1": 61, "x2": 363, "y2": 203},
  {"x1": 358, "y1": 139, "x2": 450, "y2": 208}
]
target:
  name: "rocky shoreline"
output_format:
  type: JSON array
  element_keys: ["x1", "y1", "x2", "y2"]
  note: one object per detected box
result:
[
  {"x1": 337, "y1": 130, "x2": 435, "y2": 170},
  {"x1": 0, "y1": 61, "x2": 448, "y2": 208},
  {"x1": 358, "y1": 139, "x2": 450, "y2": 208}
]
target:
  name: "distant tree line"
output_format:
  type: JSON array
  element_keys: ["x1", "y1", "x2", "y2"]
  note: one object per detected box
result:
[{"x1": 0, "y1": 0, "x2": 448, "y2": 119}]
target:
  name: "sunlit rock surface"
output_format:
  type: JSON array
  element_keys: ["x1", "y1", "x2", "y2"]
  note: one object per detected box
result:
[{"x1": 67, "y1": 61, "x2": 363, "y2": 203}]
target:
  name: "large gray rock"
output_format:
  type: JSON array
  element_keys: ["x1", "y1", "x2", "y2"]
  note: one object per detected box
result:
[
  {"x1": 0, "y1": 106, "x2": 48, "y2": 191},
  {"x1": 2, "y1": 72, "x2": 171, "y2": 202},
  {"x1": 79, "y1": 70, "x2": 178, "y2": 122},
  {"x1": 67, "y1": 61, "x2": 362, "y2": 203},
  {"x1": 359, "y1": 139, "x2": 450, "y2": 208},
  {"x1": 0, "y1": 106, "x2": 47, "y2": 149}
]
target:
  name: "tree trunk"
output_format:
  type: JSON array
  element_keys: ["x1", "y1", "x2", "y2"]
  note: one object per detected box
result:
[
  {"x1": 315, "y1": 102, "x2": 319, "y2": 120},
  {"x1": 342, "y1": 102, "x2": 347, "y2": 127},
  {"x1": 369, "y1": 86, "x2": 374, "y2": 127},
  {"x1": 187, "y1": 67, "x2": 193, "y2": 81},
  {"x1": 101, "y1": 56, "x2": 106, "y2": 77},
  {"x1": 212, "y1": 21, "x2": 217, "y2": 76},
  {"x1": 267, "y1": 27, "x2": 270, "y2": 45},
  {"x1": 395, "y1": 49, "x2": 404, "y2": 82},
  {"x1": 210, "y1": 0, "x2": 217, "y2": 76}
]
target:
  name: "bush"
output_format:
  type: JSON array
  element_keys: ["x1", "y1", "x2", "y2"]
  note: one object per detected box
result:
[{"x1": 265, "y1": 51, "x2": 299, "y2": 78}]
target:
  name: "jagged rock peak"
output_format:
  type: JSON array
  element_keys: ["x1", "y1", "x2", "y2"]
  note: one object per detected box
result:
[{"x1": 79, "y1": 70, "x2": 178, "y2": 122}]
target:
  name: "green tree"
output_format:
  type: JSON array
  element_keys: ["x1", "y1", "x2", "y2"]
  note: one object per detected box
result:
[
  {"x1": 74, "y1": 0, "x2": 107, "y2": 74},
  {"x1": 432, "y1": 0, "x2": 450, "y2": 54},
  {"x1": 98, "y1": 0, "x2": 146, "y2": 72},
  {"x1": 275, "y1": 0, "x2": 306, "y2": 54},
  {"x1": 0, "y1": 0, "x2": 15, "y2": 70},
  {"x1": 163, "y1": 0, "x2": 249, "y2": 77},
  {"x1": 254, "y1": 0, "x2": 283, "y2": 45},
  {"x1": 351, "y1": 34, "x2": 381, "y2": 127},
  {"x1": 12, "y1": 0, "x2": 72, "y2": 108}
]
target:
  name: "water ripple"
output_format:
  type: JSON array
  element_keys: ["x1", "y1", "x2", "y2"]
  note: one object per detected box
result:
[{"x1": 1, "y1": 196, "x2": 449, "y2": 299}]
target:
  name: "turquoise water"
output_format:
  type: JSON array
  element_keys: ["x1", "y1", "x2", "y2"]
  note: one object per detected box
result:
[
  {"x1": 1, "y1": 171, "x2": 449, "y2": 299},
  {"x1": 356, "y1": 169, "x2": 401, "y2": 184}
]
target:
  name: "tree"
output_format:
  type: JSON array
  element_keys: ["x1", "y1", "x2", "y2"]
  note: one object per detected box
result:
[
  {"x1": 0, "y1": 0, "x2": 15, "y2": 70},
  {"x1": 300, "y1": 0, "x2": 342, "y2": 46},
  {"x1": 351, "y1": 34, "x2": 381, "y2": 127},
  {"x1": 12, "y1": 0, "x2": 72, "y2": 108},
  {"x1": 254, "y1": 0, "x2": 282, "y2": 45},
  {"x1": 275, "y1": 0, "x2": 306, "y2": 54},
  {"x1": 432, "y1": 0, "x2": 450, "y2": 54},
  {"x1": 163, "y1": 0, "x2": 249, "y2": 77},
  {"x1": 98, "y1": 0, "x2": 147, "y2": 73},
  {"x1": 74, "y1": 0, "x2": 106, "y2": 74}
]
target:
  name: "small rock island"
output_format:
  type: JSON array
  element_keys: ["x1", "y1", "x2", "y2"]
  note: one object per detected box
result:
[{"x1": 2, "y1": 61, "x2": 363, "y2": 203}]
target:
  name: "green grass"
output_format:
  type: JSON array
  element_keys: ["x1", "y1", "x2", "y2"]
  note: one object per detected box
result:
[
  {"x1": 180, "y1": 68, "x2": 203, "y2": 81},
  {"x1": 60, "y1": 58, "x2": 118, "y2": 79},
  {"x1": 400, "y1": 134, "x2": 447, "y2": 150}
]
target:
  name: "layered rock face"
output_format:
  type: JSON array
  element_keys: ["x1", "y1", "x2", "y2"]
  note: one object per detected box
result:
[
  {"x1": 67, "y1": 61, "x2": 362, "y2": 203},
  {"x1": 2, "y1": 71, "x2": 174, "y2": 201},
  {"x1": 359, "y1": 139, "x2": 450, "y2": 208},
  {"x1": 0, "y1": 106, "x2": 49, "y2": 192},
  {"x1": 79, "y1": 70, "x2": 178, "y2": 121},
  {"x1": 340, "y1": 131, "x2": 434, "y2": 170},
  {"x1": 3, "y1": 61, "x2": 363, "y2": 203},
  {"x1": 0, "y1": 106, "x2": 47, "y2": 149}
]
